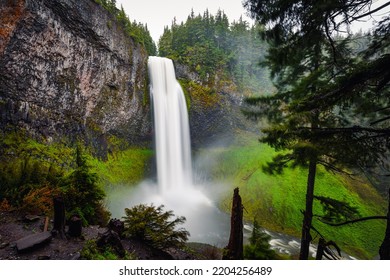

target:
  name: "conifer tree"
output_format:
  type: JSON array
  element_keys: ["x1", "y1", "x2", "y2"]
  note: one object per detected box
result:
[{"x1": 243, "y1": 0, "x2": 389, "y2": 259}]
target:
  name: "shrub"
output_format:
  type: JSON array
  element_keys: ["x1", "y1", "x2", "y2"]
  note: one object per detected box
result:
[
  {"x1": 80, "y1": 239, "x2": 136, "y2": 260},
  {"x1": 61, "y1": 145, "x2": 110, "y2": 225},
  {"x1": 244, "y1": 220, "x2": 278, "y2": 260},
  {"x1": 0, "y1": 199, "x2": 12, "y2": 211},
  {"x1": 22, "y1": 185, "x2": 59, "y2": 215},
  {"x1": 122, "y1": 204, "x2": 189, "y2": 250}
]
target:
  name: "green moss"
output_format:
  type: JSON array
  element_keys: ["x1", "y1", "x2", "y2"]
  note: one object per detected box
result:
[
  {"x1": 177, "y1": 79, "x2": 191, "y2": 109},
  {"x1": 88, "y1": 148, "x2": 153, "y2": 185},
  {"x1": 81, "y1": 239, "x2": 136, "y2": 260},
  {"x1": 143, "y1": 71, "x2": 151, "y2": 107},
  {"x1": 0, "y1": 131, "x2": 151, "y2": 224},
  {"x1": 206, "y1": 137, "x2": 387, "y2": 259},
  {"x1": 178, "y1": 79, "x2": 220, "y2": 110}
]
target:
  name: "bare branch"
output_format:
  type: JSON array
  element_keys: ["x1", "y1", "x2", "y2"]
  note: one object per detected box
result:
[
  {"x1": 371, "y1": 115, "x2": 390, "y2": 126},
  {"x1": 351, "y1": 1, "x2": 390, "y2": 22}
]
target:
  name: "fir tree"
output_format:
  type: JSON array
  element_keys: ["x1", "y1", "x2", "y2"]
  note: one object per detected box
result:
[{"x1": 243, "y1": 0, "x2": 389, "y2": 259}]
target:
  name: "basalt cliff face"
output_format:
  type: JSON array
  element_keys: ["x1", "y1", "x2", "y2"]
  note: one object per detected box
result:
[
  {"x1": 0, "y1": 0, "x2": 151, "y2": 150},
  {"x1": 175, "y1": 63, "x2": 254, "y2": 148}
]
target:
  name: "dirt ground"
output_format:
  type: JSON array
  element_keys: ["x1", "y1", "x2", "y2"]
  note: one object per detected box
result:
[
  {"x1": 0, "y1": 211, "x2": 219, "y2": 260},
  {"x1": 0, "y1": 211, "x2": 105, "y2": 260}
]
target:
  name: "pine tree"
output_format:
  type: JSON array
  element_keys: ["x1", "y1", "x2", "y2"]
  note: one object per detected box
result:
[
  {"x1": 243, "y1": 0, "x2": 390, "y2": 259},
  {"x1": 244, "y1": 220, "x2": 277, "y2": 259}
]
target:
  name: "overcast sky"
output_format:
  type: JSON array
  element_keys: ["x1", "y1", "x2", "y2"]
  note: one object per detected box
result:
[
  {"x1": 116, "y1": 0, "x2": 252, "y2": 42},
  {"x1": 116, "y1": 0, "x2": 389, "y2": 43}
]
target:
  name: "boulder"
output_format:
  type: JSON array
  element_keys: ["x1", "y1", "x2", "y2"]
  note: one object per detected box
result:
[{"x1": 15, "y1": 231, "x2": 52, "y2": 252}]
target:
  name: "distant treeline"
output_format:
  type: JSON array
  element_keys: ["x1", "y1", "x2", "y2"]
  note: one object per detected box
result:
[
  {"x1": 158, "y1": 9, "x2": 274, "y2": 94},
  {"x1": 92, "y1": 0, "x2": 157, "y2": 55}
]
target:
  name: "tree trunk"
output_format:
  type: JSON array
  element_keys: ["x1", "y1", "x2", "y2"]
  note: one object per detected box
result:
[
  {"x1": 52, "y1": 196, "x2": 66, "y2": 238},
  {"x1": 315, "y1": 238, "x2": 326, "y2": 260},
  {"x1": 223, "y1": 188, "x2": 243, "y2": 260},
  {"x1": 68, "y1": 214, "x2": 82, "y2": 237},
  {"x1": 380, "y1": 187, "x2": 390, "y2": 260},
  {"x1": 299, "y1": 156, "x2": 317, "y2": 260}
]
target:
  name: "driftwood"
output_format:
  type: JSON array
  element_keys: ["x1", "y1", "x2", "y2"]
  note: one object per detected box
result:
[
  {"x1": 43, "y1": 217, "x2": 49, "y2": 232},
  {"x1": 223, "y1": 188, "x2": 243, "y2": 260}
]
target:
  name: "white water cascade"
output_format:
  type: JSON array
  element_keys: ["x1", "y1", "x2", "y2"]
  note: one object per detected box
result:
[
  {"x1": 145, "y1": 56, "x2": 232, "y2": 243},
  {"x1": 148, "y1": 56, "x2": 193, "y2": 192},
  {"x1": 106, "y1": 56, "x2": 230, "y2": 245}
]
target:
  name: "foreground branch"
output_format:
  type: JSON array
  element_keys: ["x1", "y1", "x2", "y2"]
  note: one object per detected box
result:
[{"x1": 320, "y1": 216, "x2": 387, "y2": 226}]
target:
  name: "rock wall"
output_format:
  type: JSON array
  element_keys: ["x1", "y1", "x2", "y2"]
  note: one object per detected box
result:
[
  {"x1": 175, "y1": 62, "x2": 253, "y2": 148},
  {"x1": 0, "y1": 0, "x2": 151, "y2": 150}
]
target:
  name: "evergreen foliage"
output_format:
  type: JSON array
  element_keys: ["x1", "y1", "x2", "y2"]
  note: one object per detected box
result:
[
  {"x1": 244, "y1": 220, "x2": 277, "y2": 259},
  {"x1": 243, "y1": 0, "x2": 389, "y2": 171},
  {"x1": 158, "y1": 10, "x2": 272, "y2": 92},
  {"x1": 243, "y1": 0, "x2": 389, "y2": 259},
  {"x1": 206, "y1": 138, "x2": 386, "y2": 259},
  {"x1": 61, "y1": 144, "x2": 110, "y2": 226},
  {"x1": 81, "y1": 239, "x2": 136, "y2": 260},
  {"x1": 314, "y1": 195, "x2": 360, "y2": 224},
  {"x1": 0, "y1": 132, "x2": 70, "y2": 209},
  {"x1": 93, "y1": 0, "x2": 156, "y2": 55},
  {"x1": 122, "y1": 204, "x2": 189, "y2": 250},
  {"x1": 0, "y1": 132, "x2": 111, "y2": 225}
]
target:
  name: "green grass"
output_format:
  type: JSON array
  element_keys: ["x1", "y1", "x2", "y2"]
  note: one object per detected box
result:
[
  {"x1": 204, "y1": 137, "x2": 387, "y2": 259},
  {"x1": 88, "y1": 148, "x2": 153, "y2": 186}
]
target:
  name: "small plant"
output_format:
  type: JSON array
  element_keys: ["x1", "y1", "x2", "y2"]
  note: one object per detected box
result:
[
  {"x1": 22, "y1": 185, "x2": 59, "y2": 215},
  {"x1": 80, "y1": 239, "x2": 136, "y2": 260},
  {"x1": 0, "y1": 198, "x2": 12, "y2": 211},
  {"x1": 244, "y1": 220, "x2": 278, "y2": 260},
  {"x1": 61, "y1": 144, "x2": 110, "y2": 226},
  {"x1": 122, "y1": 204, "x2": 189, "y2": 250}
]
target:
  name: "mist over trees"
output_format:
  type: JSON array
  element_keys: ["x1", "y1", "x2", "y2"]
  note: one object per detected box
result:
[
  {"x1": 243, "y1": 0, "x2": 389, "y2": 259},
  {"x1": 158, "y1": 9, "x2": 273, "y2": 93}
]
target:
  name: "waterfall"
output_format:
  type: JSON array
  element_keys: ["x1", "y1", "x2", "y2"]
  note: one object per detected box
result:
[
  {"x1": 148, "y1": 56, "x2": 192, "y2": 192},
  {"x1": 146, "y1": 57, "x2": 231, "y2": 244},
  {"x1": 106, "y1": 56, "x2": 230, "y2": 246}
]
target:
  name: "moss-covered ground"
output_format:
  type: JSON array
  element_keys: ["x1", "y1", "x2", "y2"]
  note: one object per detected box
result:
[{"x1": 199, "y1": 133, "x2": 387, "y2": 259}]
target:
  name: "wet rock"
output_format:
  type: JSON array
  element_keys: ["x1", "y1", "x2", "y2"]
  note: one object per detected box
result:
[
  {"x1": 15, "y1": 231, "x2": 52, "y2": 252},
  {"x1": 108, "y1": 218, "x2": 124, "y2": 238},
  {"x1": 70, "y1": 252, "x2": 81, "y2": 260},
  {"x1": 0, "y1": 0, "x2": 151, "y2": 148},
  {"x1": 96, "y1": 230, "x2": 125, "y2": 258}
]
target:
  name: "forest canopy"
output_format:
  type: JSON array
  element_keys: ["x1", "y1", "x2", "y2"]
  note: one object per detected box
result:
[
  {"x1": 93, "y1": 0, "x2": 157, "y2": 55},
  {"x1": 158, "y1": 9, "x2": 273, "y2": 93}
]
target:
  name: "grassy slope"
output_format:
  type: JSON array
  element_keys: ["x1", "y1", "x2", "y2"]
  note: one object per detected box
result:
[
  {"x1": 88, "y1": 148, "x2": 153, "y2": 186},
  {"x1": 203, "y1": 134, "x2": 387, "y2": 259}
]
